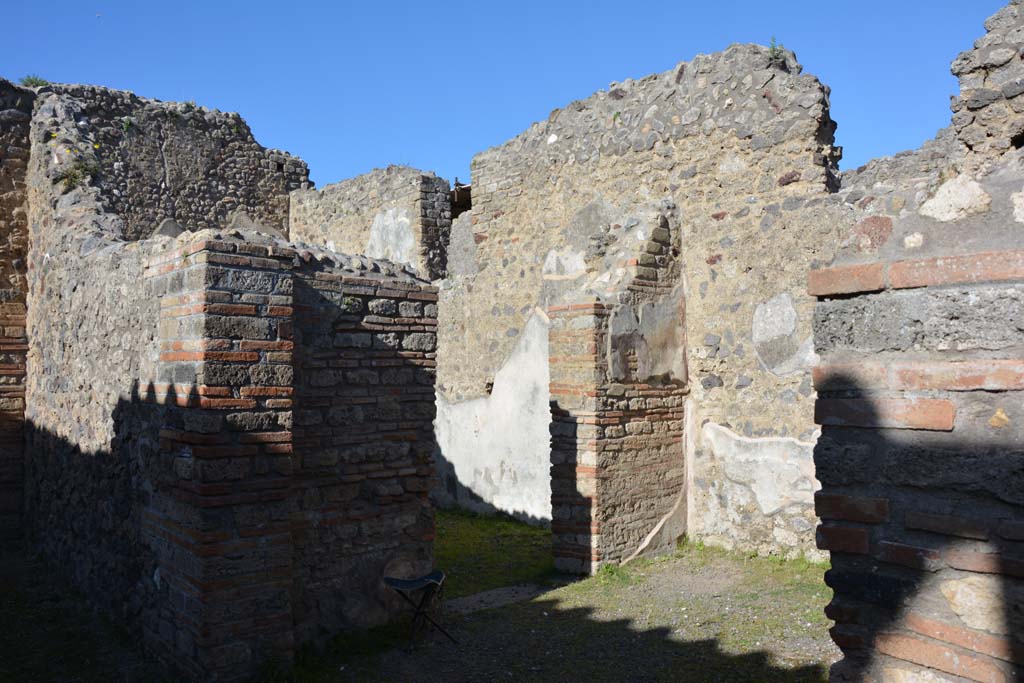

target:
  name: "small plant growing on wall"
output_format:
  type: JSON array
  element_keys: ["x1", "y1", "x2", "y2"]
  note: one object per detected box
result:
[
  {"x1": 768, "y1": 36, "x2": 787, "y2": 70},
  {"x1": 55, "y1": 157, "x2": 100, "y2": 193},
  {"x1": 121, "y1": 116, "x2": 135, "y2": 133},
  {"x1": 19, "y1": 74, "x2": 49, "y2": 87}
]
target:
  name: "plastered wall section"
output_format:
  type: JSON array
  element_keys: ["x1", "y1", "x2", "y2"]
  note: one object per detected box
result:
[
  {"x1": 289, "y1": 165, "x2": 451, "y2": 280},
  {"x1": 439, "y1": 44, "x2": 846, "y2": 555}
]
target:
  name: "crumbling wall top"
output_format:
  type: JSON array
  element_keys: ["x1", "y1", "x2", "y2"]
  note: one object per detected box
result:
[
  {"x1": 473, "y1": 43, "x2": 839, "y2": 183},
  {"x1": 31, "y1": 84, "x2": 310, "y2": 242},
  {"x1": 951, "y1": 0, "x2": 1024, "y2": 159}
]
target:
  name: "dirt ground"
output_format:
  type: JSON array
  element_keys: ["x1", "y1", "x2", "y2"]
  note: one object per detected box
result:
[
  {"x1": 298, "y1": 543, "x2": 839, "y2": 683},
  {"x1": 0, "y1": 522, "x2": 839, "y2": 683}
]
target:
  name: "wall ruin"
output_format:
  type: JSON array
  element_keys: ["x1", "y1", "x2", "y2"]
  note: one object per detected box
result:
[
  {"x1": 302, "y1": 44, "x2": 846, "y2": 562},
  {"x1": 812, "y1": 2, "x2": 1024, "y2": 680},
  {"x1": 6, "y1": 2, "x2": 1024, "y2": 680},
  {"x1": 19, "y1": 83, "x2": 437, "y2": 681},
  {"x1": 290, "y1": 165, "x2": 451, "y2": 280}
]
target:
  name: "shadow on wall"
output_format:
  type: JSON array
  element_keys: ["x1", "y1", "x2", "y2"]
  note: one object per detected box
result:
[
  {"x1": 431, "y1": 447, "x2": 551, "y2": 527},
  {"x1": 815, "y1": 375, "x2": 1024, "y2": 682},
  {"x1": 22, "y1": 364, "x2": 437, "y2": 678},
  {"x1": 548, "y1": 408, "x2": 596, "y2": 574},
  {"x1": 22, "y1": 381, "x2": 176, "y2": 626},
  {"x1": 290, "y1": 275, "x2": 438, "y2": 643}
]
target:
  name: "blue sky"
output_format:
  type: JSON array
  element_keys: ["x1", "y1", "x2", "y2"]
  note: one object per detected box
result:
[{"x1": 5, "y1": 1, "x2": 1005, "y2": 187}]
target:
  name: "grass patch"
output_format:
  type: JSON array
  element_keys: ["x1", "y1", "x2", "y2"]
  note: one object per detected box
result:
[
  {"x1": 19, "y1": 74, "x2": 48, "y2": 87},
  {"x1": 434, "y1": 507, "x2": 554, "y2": 598},
  {"x1": 55, "y1": 158, "x2": 99, "y2": 192}
]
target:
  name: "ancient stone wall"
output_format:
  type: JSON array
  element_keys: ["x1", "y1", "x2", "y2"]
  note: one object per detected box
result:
[
  {"x1": 24, "y1": 88, "x2": 171, "y2": 624},
  {"x1": 0, "y1": 80, "x2": 31, "y2": 540},
  {"x1": 434, "y1": 44, "x2": 843, "y2": 557},
  {"x1": 46, "y1": 84, "x2": 309, "y2": 240},
  {"x1": 22, "y1": 85, "x2": 437, "y2": 680},
  {"x1": 290, "y1": 165, "x2": 451, "y2": 280},
  {"x1": 812, "y1": 3, "x2": 1024, "y2": 680}
]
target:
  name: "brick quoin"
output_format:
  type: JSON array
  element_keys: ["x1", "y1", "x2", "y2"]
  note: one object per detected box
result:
[
  {"x1": 814, "y1": 360, "x2": 1024, "y2": 392},
  {"x1": 815, "y1": 492, "x2": 890, "y2": 523},
  {"x1": 808, "y1": 249, "x2": 1024, "y2": 297},
  {"x1": 889, "y1": 250, "x2": 1024, "y2": 290},
  {"x1": 892, "y1": 360, "x2": 1024, "y2": 392},
  {"x1": 807, "y1": 263, "x2": 886, "y2": 296},
  {"x1": 875, "y1": 633, "x2": 1008, "y2": 683},
  {"x1": 815, "y1": 398, "x2": 955, "y2": 431},
  {"x1": 877, "y1": 541, "x2": 943, "y2": 571},
  {"x1": 904, "y1": 612, "x2": 1024, "y2": 664},
  {"x1": 816, "y1": 524, "x2": 870, "y2": 554},
  {"x1": 904, "y1": 511, "x2": 991, "y2": 540}
]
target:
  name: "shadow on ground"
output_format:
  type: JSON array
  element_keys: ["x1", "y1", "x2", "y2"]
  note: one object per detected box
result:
[
  {"x1": 319, "y1": 596, "x2": 828, "y2": 683},
  {"x1": 298, "y1": 547, "x2": 834, "y2": 683},
  {"x1": 0, "y1": 540, "x2": 171, "y2": 683}
]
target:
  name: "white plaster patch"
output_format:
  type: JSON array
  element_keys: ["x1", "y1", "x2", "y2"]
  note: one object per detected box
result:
[
  {"x1": 542, "y1": 248, "x2": 587, "y2": 280},
  {"x1": 771, "y1": 336, "x2": 819, "y2": 376},
  {"x1": 547, "y1": 134, "x2": 558, "y2": 145},
  {"x1": 434, "y1": 314, "x2": 552, "y2": 521},
  {"x1": 702, "y1": 422, "x2": 818, "y2": 516},
  {"x1": 751, "y1": 293, "x2": 816, "y2": 376},
  {"x1": 919, "y1": 174, "x2": 992, "y2": 222},
  {"x1": 752, "y1": 292, "x2": 797, "y2": 344},
  {"x1": 717, "y1": 154, "x2": 748, "y2": 176},
  {"x1": 365, "y1": 207, "x2": 415, "y2": 270},
  {"x1": 1013, "y1": 189, "x2": 1024, "y2": 223},
  {"x1": 903, "y1": 232, "x2": 923, "y2": 249}
]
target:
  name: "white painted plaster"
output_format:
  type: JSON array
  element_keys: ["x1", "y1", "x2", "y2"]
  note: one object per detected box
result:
[{"x1": 435, "y1": 312, "x2": 552, "y2": 522}]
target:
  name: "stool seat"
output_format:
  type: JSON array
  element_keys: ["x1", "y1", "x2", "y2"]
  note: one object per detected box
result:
[
  {"x1": 382, "y1": 568, "x2": 457, "y2": 646},
  {"x1": 383, "y1": 569, "x2": 445, "y2": 592}
]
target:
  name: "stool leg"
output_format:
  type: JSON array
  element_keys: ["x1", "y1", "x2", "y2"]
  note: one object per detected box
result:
[{"x1": 408, "y1": 586, "x2": 436, "y2": 648}]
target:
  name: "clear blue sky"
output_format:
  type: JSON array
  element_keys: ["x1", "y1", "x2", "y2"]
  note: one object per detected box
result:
[{"x1": 5, "y1": 1, "x2": 1005, "y2": 187}]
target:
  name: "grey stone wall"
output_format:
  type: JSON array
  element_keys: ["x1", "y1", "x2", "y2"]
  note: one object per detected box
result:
[
  {"x1": 43, "y1": 84, "x2": 310, "y2": 240},
  {"x1": 290, "y1": 165, "x2": 451, "y2": 280},
  {"x1": 0, "y1": 79, "x2": 32, "y2": 539},
  {"x1": 291, "y1": 256, "x2": 437, "y2": 643},
  {"x1": 24, "y1": 87, "x2": 173, "y2": 629},
  {"x1": 436, "y1": 44, "x2": 843, "y2": 555},
  {"x1": 22, "y1": 83, "x2": 440, "y2": 679}
]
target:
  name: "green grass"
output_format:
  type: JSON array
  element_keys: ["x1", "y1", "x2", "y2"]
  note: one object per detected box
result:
[
  {"x1": 433, "y1": 507, "x2": 555, "y2": 598},
  {"x1": 18, "y1": 74, "x2": 48, "y2": 87},
  {"x1": 288, "y1": 508, "x2": 555, "y2": 681}
]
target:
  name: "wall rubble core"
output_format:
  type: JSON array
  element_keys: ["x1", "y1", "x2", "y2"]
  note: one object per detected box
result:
[{"x1": 6, "y1": 1, "x2": 1024, "y2": 681}]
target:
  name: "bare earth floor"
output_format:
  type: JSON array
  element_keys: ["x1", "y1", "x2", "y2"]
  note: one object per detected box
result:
[
  {"x1": 299, "y1": 541, "x2": 839, "y2": 683},
  {"x1": 0, "y1": 516, "x2": 838, "y2": 682}
]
